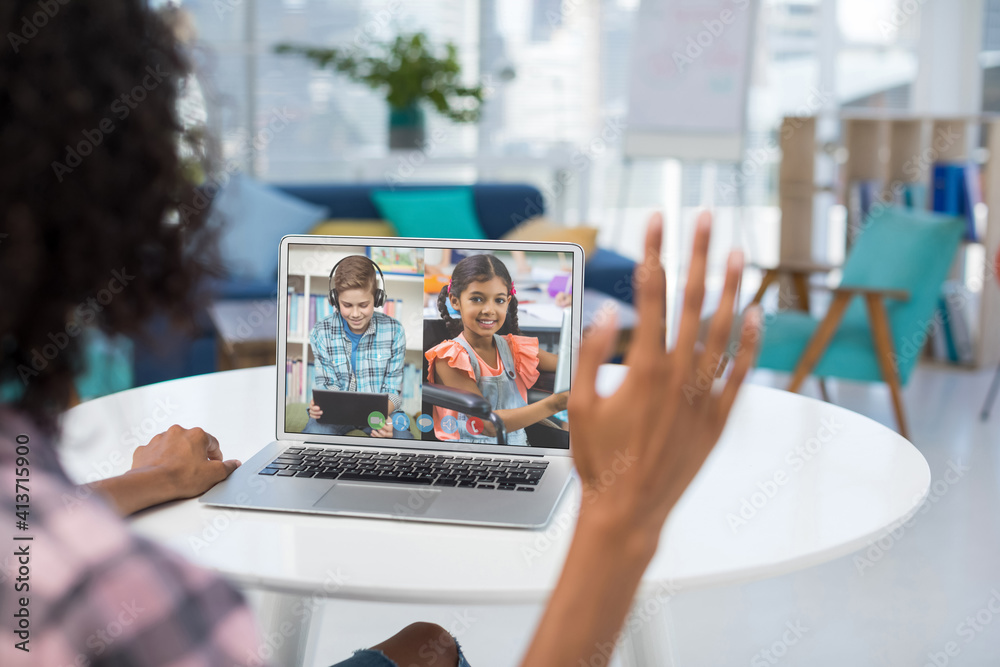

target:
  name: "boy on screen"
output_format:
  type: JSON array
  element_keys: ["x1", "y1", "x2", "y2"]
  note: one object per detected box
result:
[{"x1": 304, "y1": 255, "x2": 413, "y2": 439}]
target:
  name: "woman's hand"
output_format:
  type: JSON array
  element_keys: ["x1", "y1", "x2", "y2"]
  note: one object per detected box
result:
[
  {"x1": 308, "y1": 398, "x2": 323, "y2": 420},
  {"x1": 520, "y1": 211, "x2": 759, "y2": 667},
  {"x1": 89, "y1": 424, "x2": 241, "y2": 516},
  {"x1": 131, "y1": 425, "x2": 241, "y2": 499},
  {"x1": 569, "y1": 210, "x2": 759, "y2": 537}
]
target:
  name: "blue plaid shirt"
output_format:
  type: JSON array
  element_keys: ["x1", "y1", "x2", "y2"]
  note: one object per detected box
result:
[{"x1": 310, "y1": 311, "x2": 405, "y2": 412}]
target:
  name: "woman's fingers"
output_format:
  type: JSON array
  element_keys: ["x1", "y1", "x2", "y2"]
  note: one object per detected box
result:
[
  {"x1": 696, "y1": 249, "x2": 743, "y2": 386},
  {"x1": 672, "y1": 212, "x2": 712, "y2": 368},
  {"x1": 626, "y1": 213, "x2": 667, "y2": 366},
  {"x1": 717, "y1": 307, "x2": 760, "y2": 417},
  {"x1": 196, "y1": 429, "x2": 223, "y2": 461}
]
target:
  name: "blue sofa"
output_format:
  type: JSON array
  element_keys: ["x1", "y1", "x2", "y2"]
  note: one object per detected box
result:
[{"x1": 133, "y1": 182, "x2": 635, "y2": 387}]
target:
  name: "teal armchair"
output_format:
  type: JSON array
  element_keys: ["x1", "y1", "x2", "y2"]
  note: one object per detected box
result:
[{"x1": 751, "y1": 208, "x2": 965, "y2": 438}]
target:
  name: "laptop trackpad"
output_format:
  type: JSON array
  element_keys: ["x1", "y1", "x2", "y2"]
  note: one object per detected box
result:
[{"x1": 313, "y1": 483, "x2": 440, "y2": 516}]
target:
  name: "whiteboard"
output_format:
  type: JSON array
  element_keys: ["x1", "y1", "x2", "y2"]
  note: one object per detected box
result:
[{"x1": 624, "y1": 0, "x2": 759, "y2": 161}]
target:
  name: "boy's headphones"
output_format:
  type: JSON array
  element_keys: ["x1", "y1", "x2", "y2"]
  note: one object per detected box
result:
[{"x1": 328, "y1": 257, "x2": 387, "y2": 310}]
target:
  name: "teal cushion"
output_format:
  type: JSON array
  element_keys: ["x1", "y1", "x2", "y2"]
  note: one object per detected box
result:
[
  {"x1": 371, "y1": 188, "x2": 485, "y2": 239},
  {"x1": 757, "y1": 308, "x2": 886, "y2": 384},
  {"x1": 210, "y1": 174, "x2": 329, "y2": 282},
  {"x1": 0, "y1": 379, "x2": 23, "y2": 403},
  {"x1": 74, "y1": 329, "x2": 134, "y2": 401},
  {"x1": 0, "y1": 328, "x2": 133, "y2": 405}
]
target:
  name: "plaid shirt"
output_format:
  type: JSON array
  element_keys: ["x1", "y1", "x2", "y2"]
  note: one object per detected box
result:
[
  {"x1": 309, "y1": 312, "x2": 406, "y2": 412},
  {"x1": 0, "y1": 406, "x2": 262, "y2": 667}
]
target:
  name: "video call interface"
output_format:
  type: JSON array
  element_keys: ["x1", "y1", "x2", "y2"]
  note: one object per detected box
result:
[{"x1": 284, "y1": 243, "x2": 574, "y2": 449}]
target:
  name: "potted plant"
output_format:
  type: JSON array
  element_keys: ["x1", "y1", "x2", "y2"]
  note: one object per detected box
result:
[{"x1": 275, "y1": 32, "x2": 485, "y2": 150}]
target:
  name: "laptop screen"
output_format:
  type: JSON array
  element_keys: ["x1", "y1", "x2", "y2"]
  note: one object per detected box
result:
[{"x1": 282, "y1": 241, "x2": 577, "y2": 449}]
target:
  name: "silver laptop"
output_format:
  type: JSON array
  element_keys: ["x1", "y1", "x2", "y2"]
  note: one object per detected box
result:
[{"x1": 201, "y1": 235, "x2": 582, "y2": 528}]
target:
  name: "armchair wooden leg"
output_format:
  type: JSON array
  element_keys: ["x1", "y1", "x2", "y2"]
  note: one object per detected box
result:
[
  {"x1": 788, "y1": 293, "x2": 852, "y2": 394},
  {"x1": 982, "y1": 362, "x2": 1000, "y2": 421},
  {"x1": 791, "y1": 271, "x2": 811, "y2": 312},
  {"x1": 750, "y1": 269, "x2": 778, "y2": 308},
  {"x1": 864, "y1": 295, "x2": 910, "y2": 440},
  {"x1": 818, "y1": 378, "x2": 831, "y2": 403}
]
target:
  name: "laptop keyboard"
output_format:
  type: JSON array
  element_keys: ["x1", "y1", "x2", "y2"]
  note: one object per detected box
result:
[{"x1": 258, "y1": 446, "x2": 548, "y2": 492}]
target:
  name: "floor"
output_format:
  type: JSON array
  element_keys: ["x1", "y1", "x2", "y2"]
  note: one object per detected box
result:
[{"x1": 250, "y1": 361, "x2": 1000, "y2": 667}]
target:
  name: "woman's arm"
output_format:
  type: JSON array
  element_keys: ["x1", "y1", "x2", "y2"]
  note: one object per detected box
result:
[
  {"x1": 521, "y1": 504, "x2": 659, "y2": 664},
  {"x1": 434, "y1": 363, "x2": 567, "y2": 435},
  {"x1": 88, "y1": 425, "x2": 241, "y2": 516},
  {"x1": 520, "y1": 212, "x2": 759, "y2": 665}
]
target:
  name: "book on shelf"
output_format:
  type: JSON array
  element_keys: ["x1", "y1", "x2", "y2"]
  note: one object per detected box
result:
[
  {"x1": 962, "y1": 162, "x2": 982, "y2": 241},
  {"x1": 382, "y1": 298, "x2": 403, "y2": 320},
  {"x1": 893, "y1": 182, "x2": 927, "y2": 210},
  {"x1": 848, "y1": 180, "x2": 882, "y2": 234},
  {"x1": 928, "y1": 282, "x2": 976, "y2": 364},
  {"x1": 932, "y1": 162, "x2": 981, "y2": 241},
  {"x1": 943, "y1": 281, "x2": 975, "y2": 364},
  {"x1": 286, "y1": 291, "x2": 337, "y2": 338},
  {"x1": 928, "y1": 303, "x2": 949, "y2": 361},
  {"x1": 283, "y1": 359, "x2": 319, "y2": 404},
  {"x1": 309, "y1": 294, "x2": 334, "y2": 332}
]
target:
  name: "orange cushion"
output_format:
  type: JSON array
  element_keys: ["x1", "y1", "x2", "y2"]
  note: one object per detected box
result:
[{"x1": 501, "y1": 217, "x2": 598, "y2": 257}]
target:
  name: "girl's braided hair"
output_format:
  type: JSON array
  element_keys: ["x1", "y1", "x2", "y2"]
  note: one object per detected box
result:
[{"x1": 436, "y1": 254, "x2": 521, "y2": 337}]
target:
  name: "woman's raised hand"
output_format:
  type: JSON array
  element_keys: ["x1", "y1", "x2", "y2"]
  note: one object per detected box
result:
[{"x1": 567, "y1": 211, "x2": 760, "y2": 536}]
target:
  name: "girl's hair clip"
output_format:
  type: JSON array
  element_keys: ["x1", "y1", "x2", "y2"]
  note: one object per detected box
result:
[
  {"x1": 447, "y1": 279, "x2": 452, "y2": 294},
  {"x1": 510, "y1": 284, "x2": 516, "y2": 296}
]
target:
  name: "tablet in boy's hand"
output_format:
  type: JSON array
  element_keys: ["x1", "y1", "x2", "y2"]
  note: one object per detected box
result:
[{"x1": 312, "y1": 389, "x2": 389, "y2": 427}]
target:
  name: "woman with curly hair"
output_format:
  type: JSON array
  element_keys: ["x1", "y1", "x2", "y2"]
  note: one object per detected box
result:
[
  {"x1": 0, "y1": 1, "x2": 759, "y2": 666},
  {"x1": 0, "y1": 2, "x2": 467, "y2": 665}
]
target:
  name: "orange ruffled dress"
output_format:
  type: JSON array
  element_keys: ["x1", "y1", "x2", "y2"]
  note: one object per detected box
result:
[{"x1": 425, "y1": 333, "x2": 541, "y2": 441}]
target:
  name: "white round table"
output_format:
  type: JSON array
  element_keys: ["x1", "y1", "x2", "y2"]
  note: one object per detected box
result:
[{"x1": 58, "y1": 365, "x2": 930, "y2": 666}]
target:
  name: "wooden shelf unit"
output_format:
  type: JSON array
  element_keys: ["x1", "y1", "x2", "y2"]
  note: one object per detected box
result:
[{"x1": 777, "y1": 112, "x2": 1000, "y2": 367}]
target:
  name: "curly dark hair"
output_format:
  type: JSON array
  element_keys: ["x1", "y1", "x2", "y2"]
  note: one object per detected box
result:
[
  {"x1": 436, "y1": 254, "x2": 521, "y2": 337},
  {"x1": 0, "y1": 0, "x2": 220, "y2": 433}
]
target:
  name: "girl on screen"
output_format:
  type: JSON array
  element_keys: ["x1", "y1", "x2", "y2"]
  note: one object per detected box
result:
[{"x1": 426, "y1": 254, "x2": 568, "y2": 445}]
